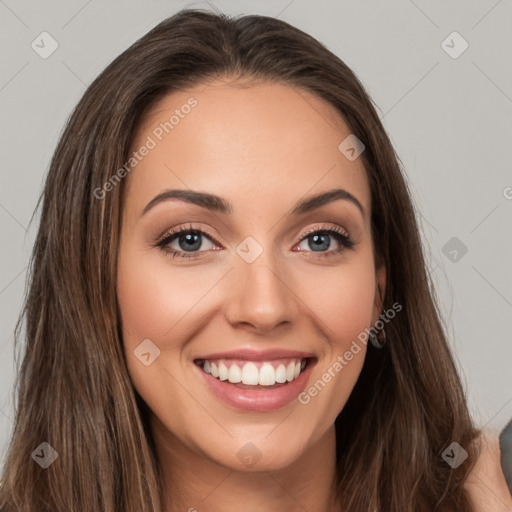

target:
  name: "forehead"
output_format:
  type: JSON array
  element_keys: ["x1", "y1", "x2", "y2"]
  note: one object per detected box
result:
[{"x1": 126, "y1": 79, "x2": 370, "y2": 222}]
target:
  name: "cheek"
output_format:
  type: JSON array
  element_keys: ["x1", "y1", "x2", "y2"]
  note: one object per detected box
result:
[
  {"x1": 116, "y1": 244, "x2": 230, "y2": 403},
  {"x1": 116, "y1": 245, "x2": 188, "y2": 374},
  {"x1": 116, "y1": 247, "x2": 200, "y2": 418},
  {"x1": 292, "y1": 256, "x2": 376, "y2": 421},
  {"x1": 295, "y1": 256, "x2": 377, "y2": 346},
  {"x1": 117, "y1": 248, "x2": 206, "y2": 344}
]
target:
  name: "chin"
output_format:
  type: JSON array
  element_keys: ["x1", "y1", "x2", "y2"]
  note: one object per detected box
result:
[{"x1": 195, "y1": 426, "x2": 314, "y2": 473}]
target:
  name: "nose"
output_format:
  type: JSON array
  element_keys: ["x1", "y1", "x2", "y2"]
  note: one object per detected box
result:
[{"x1": 224, "y1": 249, "x2": 300, "y2": 335}]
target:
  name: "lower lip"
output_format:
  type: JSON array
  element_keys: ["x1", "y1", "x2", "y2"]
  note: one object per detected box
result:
[{"x1": 195, "y1": 361, "x2": 314, "y2": 412}]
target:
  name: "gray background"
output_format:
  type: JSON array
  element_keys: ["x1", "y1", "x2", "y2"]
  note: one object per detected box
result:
[{"x1": 1, "y1": 0, "x2": 511, "y2": 471}]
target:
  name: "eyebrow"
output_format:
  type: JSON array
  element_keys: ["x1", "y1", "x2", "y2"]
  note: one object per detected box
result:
[{"x1": 141, "y1": 187, "x2": 365, "y2": 219}]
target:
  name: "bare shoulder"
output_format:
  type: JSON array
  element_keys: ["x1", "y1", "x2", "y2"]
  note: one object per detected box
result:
[{"x1": 463, "y1": 432, "x2": 512, "y2": 512}]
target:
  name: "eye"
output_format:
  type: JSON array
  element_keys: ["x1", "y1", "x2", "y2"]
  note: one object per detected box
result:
[
  {"x1": 294, "y1": 225, "x2": 355, "y2": 258},
  {"x1": 154, "y1": 224, "x2": 219, "y2": 259}
]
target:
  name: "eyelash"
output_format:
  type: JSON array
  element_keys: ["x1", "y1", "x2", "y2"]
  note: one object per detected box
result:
[{"x1": 154, "y1": 223, "x2": 355, "y2": 260}]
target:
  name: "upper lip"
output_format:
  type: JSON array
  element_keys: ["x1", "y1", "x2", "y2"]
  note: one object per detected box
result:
[{"x1": 195, "y1": 348, "x2": 316, "y2": 361}]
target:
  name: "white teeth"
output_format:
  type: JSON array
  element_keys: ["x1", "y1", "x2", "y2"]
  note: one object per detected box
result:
[
  {"x1": 241, "y1": 362, "x2": 259, "y2": 385},
  {"x1": 228, "y1": 363, "x2": 242, "y2": 383},
  {"x1": 258, "y1": 363, "x2": 276, "y2": 386},
  {"x1": 286, "y1": 362, "x2": 295, "y2": 382},
  {"x1": 275, "y1": 364, "x2": 287, "y2": 383},
  {"x1": 199, "y1": 358, "x2": 308, "y2": 386},
  {"x1": 218, "y1": 361, "x2": 228, "y2": 381}
]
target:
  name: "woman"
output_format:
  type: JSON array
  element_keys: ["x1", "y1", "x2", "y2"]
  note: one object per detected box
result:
[{"x1": 0, "y1": 9, "x2": 510, "y2": 512}]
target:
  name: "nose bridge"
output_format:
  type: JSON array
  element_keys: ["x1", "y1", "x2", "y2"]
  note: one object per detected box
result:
[{"x1": 224, "y1": 234, "x2": 298, "y2": 332}]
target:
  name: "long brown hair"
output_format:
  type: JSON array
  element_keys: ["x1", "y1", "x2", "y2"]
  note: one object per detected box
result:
[{"x1": 0, "y1": 9, "x2": 480, "y2": 511}]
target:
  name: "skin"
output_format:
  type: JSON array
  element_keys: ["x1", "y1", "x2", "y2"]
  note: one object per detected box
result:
[
  {"x1": 464, "y1": 432, "x2": 512, "y2": 511},
  {"x1": 116, "y1": 76, "x2": 385, "y2": 512}
]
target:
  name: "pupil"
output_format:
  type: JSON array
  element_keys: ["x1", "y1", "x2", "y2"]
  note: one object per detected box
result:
[
  {"x1": 180, "y1": 233, "x2": 201, "y2": 251},
  {"x1": 311, "y1": 233, "x2": 330, "y2": 251}
]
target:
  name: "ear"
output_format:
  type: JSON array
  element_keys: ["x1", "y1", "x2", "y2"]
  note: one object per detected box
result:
[{"x1": 372, "y1": 263, "x2": 386, "y2": 323}]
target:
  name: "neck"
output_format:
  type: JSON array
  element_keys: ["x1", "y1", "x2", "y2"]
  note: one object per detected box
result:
[{"x1": 150, "y1": 416, "x2": 341, "y2": 512}]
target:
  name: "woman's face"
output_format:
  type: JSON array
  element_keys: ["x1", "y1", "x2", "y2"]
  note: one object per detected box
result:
[{"x1": 117, "y1": 78, "x2": 385, "y2": 471}]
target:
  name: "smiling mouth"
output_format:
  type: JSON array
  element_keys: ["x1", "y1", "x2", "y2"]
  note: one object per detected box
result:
[{"x1": 194, "y1": 357, "x2": 314, "y2": 389}]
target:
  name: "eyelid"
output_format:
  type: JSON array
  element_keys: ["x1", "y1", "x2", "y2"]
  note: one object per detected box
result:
[
  {"x1": 299, "y1": 223, "x2": 350, "y2": 239},
  {"x1": 154, "y1": 223, "x2": 222, "y2": 248},
  {"x1": 155, "y1": 222, "x2": 349, "y2": 243}
]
